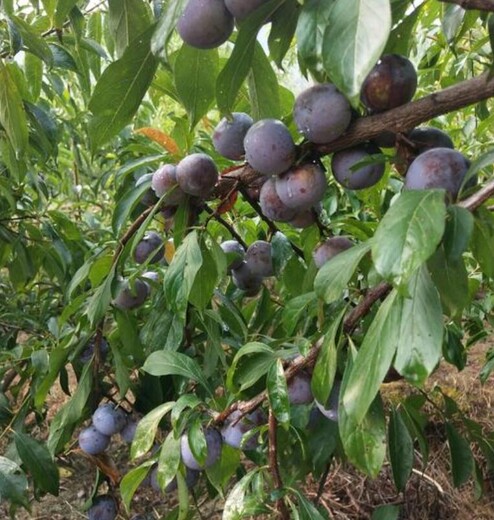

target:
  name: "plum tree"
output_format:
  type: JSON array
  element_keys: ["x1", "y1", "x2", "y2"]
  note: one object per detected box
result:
[
  {"x1": 331, "y1": 143, "x2": 385, "y2": 190},
  {"x1": 176, "y1": 153, "x2": 219, "y2": 197},
  {"x1": 408, "y1": 127, "x2": 455, "y2": 155},
  {"x1": 87, "y1": 494, "x2": 117, "y2": 520},
  {"x1": 92, "y1": 404, "x2": 127, "y2": 436},
  {"x1": 180, "y1": 428, "x2": 222, "y2": 470},
  {"x1": 293, "y1": 83, "x2": 352, "y2": 144},
  {"x1": 220, "y1": 240, "x2": 245, "y2": 271},
  {"x1": 287, "y1": 372, "x2": 313, "y2": 405},
  {"x1": 78, "y1": 426, "x2": 111, "y2": 455},
  {"x1": 133, "y1": 231, "x2": 164, "y2": 265},
  {"x1": 275, "y1": 162, "x2": 327, "y2": 211},
  {"x1": 245, "y1": 240, "x2": 274, "y2": 277},
  {"x1": 221, "y1": 409, "x2": 265, "y2": 450},
  {"x1": 404, "y1": 147, "x2": 470, "y2": 200},
  {"x1": 224, "y1": 0, "x2": 266, "y2": 21},
  {"x1": 313, "y1": 237, "x2": 353, "y2": 269},
  {"x1": 213, "y1": 112, "x2": 253, "y2": 160},
  {"x1": 361, "y1": 54, "x2": 418, "y2": 112},
  {"x1": 151, "y1": 164, "x2": 186, "y2": 205},
  {"x1": 243, "y1": 119, "x2": 296, "y2": 176},
  {"x1": 177, "y1": 0, "x2": 234, "y2": 49},
  {"x1": 231, "y1": 262, "x2": 263, "y2": 294},
  {"x1": 259, "y1": 177, "x2": 297, "y2": 222},
  {"x1": 112, "y1": 278, "x2": 149, "y2": 310}
]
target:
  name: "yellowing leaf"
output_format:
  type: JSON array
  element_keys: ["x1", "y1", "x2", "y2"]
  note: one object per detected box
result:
[{"x1": 135, "y1": 127, "x2": 180, "y2": 156}]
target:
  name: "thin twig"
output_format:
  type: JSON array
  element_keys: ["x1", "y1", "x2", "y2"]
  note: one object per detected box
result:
[
  {"x1": 315, "y1": 462, "x2": 333, "y2": 506},
  {"x1": 202, "y1": 204, "x2": 248, "y2": 250},
  {"x1": 459, "y1": 178, "x2": 494, "y2": 211},
  {"x1": 268, "y1": 410, "x2": 290, "y2": 520}
]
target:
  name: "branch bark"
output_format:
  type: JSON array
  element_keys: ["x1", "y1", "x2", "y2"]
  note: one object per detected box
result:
[
  {"x1": 268, "y1": 410, "x2": 290, "y2": 520},
  {"x1": 438, "y1": 0, "x2": 494, "y2": 12}
]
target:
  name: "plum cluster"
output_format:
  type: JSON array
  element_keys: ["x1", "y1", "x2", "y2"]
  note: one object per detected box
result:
[{"x1": 78, "y1": 403, "x2": 137, "y2": 456}]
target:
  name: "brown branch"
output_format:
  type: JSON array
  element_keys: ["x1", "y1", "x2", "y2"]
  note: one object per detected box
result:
[
  {"x1": 438, "y1": 0, "x2": 494, "y2": 12},
  {"x1": 268, "y1": 410, "x2": 290, "y2": 520},
  {"x1": 112, "y1": 206, "x2": 153, "y2": 264},
  {"x1": 202, "y1": 204, "x2": 248, "y2": 250},
  {"x1": 459, "y1": 178, "x2": 494, "y2": 211}
]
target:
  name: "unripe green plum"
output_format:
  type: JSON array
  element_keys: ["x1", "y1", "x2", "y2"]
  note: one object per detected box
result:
[
  {"x1": 177, "y1": 0, "x2": 234, "y2": 49},
  {"x1": 225, "y1": 0, "x2": 266, "y2": 20},
  {"x1": 259, "y1": 178, "x2": 297, "y2": 222},
  {"x1": 404, "y1": 147, "x2": 470, "y2": 200},
  {"x1": 244, "y1": 119, "x2": 296, "y2": 176},
  {"x1": 361, "y1": 54, "x2": 417, "y2": 113},
  {"x1": 293, "y1": 83, "x2": 351, "y2": 144},
  {"x1": 112, "y1": 278, "x2": 149, "y2": 310},
  {"x1": 313, "y1": 237, "x2": 353, "y2": 269},
  {"x1": 176, "y1": 153, "x2": 219, "y2": 197},
  {"x1": 133, "y1": 231, "x2": 164, "y2": 265},
  {"x1": 152, "y1": 164, "x2": 186, "y2": 205},
  {"x1": 408, "y1": 127, "x2": 454, "y2": 155},
  {"x1": 213, "y1": 112, "x2": 253, "y2": 160},
  {"x1": 331, "y1": 143, "x2": 384, "y2": 190},
  {"x1": 180, "y1": 427, "x2": 222, "y2": 470},
  {"x1": 245, "y1": 240, "x2": 274, "y2": 277},
  {"x1": 220, "y1": 240, "x2": 245, "y2": 272},
  {"x1": 78, "y1": 425, "x2": 111, "y2": 455},
  {"x1": 287, "y1": 372, "x2": 313, "y2": 405},
  {"x1": 275, "y1": 162, "x2": 327, "y2": 211},
  {"x1": 231, "y1": 262, "x2": 263, "y2": 295}
]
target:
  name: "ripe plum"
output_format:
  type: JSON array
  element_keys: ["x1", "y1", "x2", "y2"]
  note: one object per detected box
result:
[
  {"x1": 92, "y1": 404, "x2": 127, "y2": 436},
  {"x1": 78, "y1": 426, "x2": 110, "y2": 455},
  {"x1": 176, "y1": 153, "x2": 219, "y2": 197},
  {"x1": 213, "y1": 112, "x2": 253, "y2": 160},
  {"x1": 313, "y1": 237, "x2": 353, "y2": 269},
  {"x1": 331, "y1": 143, "x2": 384, "y2": 190},
  {"x1": 180, "y1": 427, "x2": 222, "y2": 470},
  {"x1": 259, "y1": 178, "x2": 297, "y2": 222}
]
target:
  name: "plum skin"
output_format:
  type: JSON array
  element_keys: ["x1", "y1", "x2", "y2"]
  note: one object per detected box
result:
[
  {"x1": 213, "y1": 112, "x2": 253, "y2": 160},
  {"x1": 287, "y1": 372, "x2": 314, "y2": 405},
  {"x1": 293, "y1": 83, "x2": 351, "y2": 144},
  {"x1": 404, "y1": 147, "x2": 470, "y2": 200},
  {"x1": 78, "y1": 425, "x2": 111, "y2": 455},
  {"x1": 151, "y1": 164, "x2": 186, "y2": 205},
  {"x1": 92, "y1": 404, "x2": 127, "y2": 436},
  {"x1": 180, "y1": 427, "x2": 222, "y2": 470},
  {"x1": 221, "y1": 409, "x2": 265, "y2": 450},
  {"x1": 88, "y1": 495, "x2": 117, "y2": 520},
  {"x1": 220, "y1": 240, "x2": 245, "y2": 272},
  {"x1": 177, "y1": 0, "x2": 234, "y2": 49},
  {"x1": 313, "y1": 237, "x2": 353, "y2": 269},
  {"x1": 361, "y1": 54, "x2": 417, "y2": 113},
  {"x1": 408, "y1": 127, "x2": 454, "y2": 155},
  {"x1": 225, "y1": 0, "x2": 266, "y2": 20},
  {"x1": 243, "y1": 119, "x2": 296, "y2": 176},
  {"x1": 133, "y1": 231, "x2": 164, "y2": 265},
  {"x1": 275, "y1": 162, "x2": 327, "y2": 211},
  {"x1": 112, "y1": 278, "x2": 149, "y2": 310},
  {"x1": 331, "y1": 143, "x2": 385, "y2": 190},
  {"x1": 259, "y1": 177, "x2": 297, "y2": 222},
  {"x1": 245, "y1": 240, "x2": 274, "y2": 278},
  {"x1": 231, "y1": 262, "x2": 263, "y2": 295},
  {"x1": 176, "y1": 153, "x2": 219, "y2": 197}
]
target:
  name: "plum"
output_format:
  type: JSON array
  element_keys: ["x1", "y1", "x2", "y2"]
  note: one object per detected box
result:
[
  {"x1": 151, "y1": 164, "x2": 186, "y2": 205},
  {"x1": 275, "y1": 162, "x2": 327, "y2": 211},
  {"x1": 331, "y1": 143, "x2": 385, "y2": 190},
  {"x1": 177, "y1": 0, "x2": 234, "y2": 49},
  {"x1": 176, "y1": 153, "x2": 219, "y2": 197},
  {"x1": 404, "y1": 147, "x2": 470, "y2": 200},
  {"x1": 180, "y1": 427, "x2": 222, "y2": 470},
  {"x1": 92, "y1": 404, "x2": 127, "y2": 436},
  {"x1": 293, "y1": 83, "x2": 351, "y2": 144},
  {"x1": 88, "y1": 495, "x2": 117, "y2": 520},
  {"x1": 361, "y1": 54, "x2": 417, "y2": 113},
  {"x1": 288, "y1": 208, "x2": 317, "y2": 229},
  {"x1": 231, "y1": 262, "x2": 263, "y2": 295},
  {"x1": 213, "y1": 112, "x2": 253, "y2": 160},
  {"x1": 78, "y1": 425, "x2": 110, "y2": 455},
  {"x1": 150, "y1": 465, "x2": 199, "y2": 493},
  {"x1": 133, "y1": 231, "x2": 164, "y2": 265},
  {"x1": 313, "y1": 237, "x2": 353, "y2": 269},
  {"x1": 244, "y1": 119, "x2": 296, "y2": 176},
  {"x1": 221, "y1": 409, "x2": 265, "y2": 450},
  {"x1": 408, "y1": 127, "x2": 454, "y2": 155},
  {"x1": 287, "y1": 372, "x2": 313, "y2": 405},
  {"x1": 220, "y1": 240, "x2": 245, "y2": 272},
  {"x1": 135, "y1": 173, "x2": 158, "y2": 207},
  {"x1": 259, "y1": 177, "x2": 297, "y2": 222},
  {"x1": 314, "y1": 380, "x2": 341, "y2": 422},
  {"x1": 79, "y1": 337, "x2": 109, "y2": 363},
  {"x1": 112, "y1": 278, "x2": 149, "y2": 310},
  {"x1": 225, "y1": 0, "x2": 266, "y2": 20},
  {"x1": 120, "y1": 418, "x2": 138, "y2": 444},
  {"x1": 245, "y1": 240, "x2": 274, "y2": 277}
]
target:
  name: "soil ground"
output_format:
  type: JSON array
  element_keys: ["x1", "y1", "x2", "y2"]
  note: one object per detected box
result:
[{"x1": 2, "y1": 338, "x2": 494, "y2": 520}]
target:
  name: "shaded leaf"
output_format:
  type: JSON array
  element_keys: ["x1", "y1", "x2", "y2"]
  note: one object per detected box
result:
[{"x1": 267, "y1": 359, "x2": 290, "y2": 427}]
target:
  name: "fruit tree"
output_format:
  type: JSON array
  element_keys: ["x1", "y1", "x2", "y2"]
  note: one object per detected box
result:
[{"x1": 1, "y1": 0, "x2": 494, "y2": 519}]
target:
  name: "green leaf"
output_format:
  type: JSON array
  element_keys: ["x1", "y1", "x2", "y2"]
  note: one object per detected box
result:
[
  {"x1": 223, "y1": 470, "x2": 261, "y2": 520},
  {"x1": 14, "y1": 432, "x2": 59, "y2": 497},
  {"x1": 188, "y1": 237, "x2": 219, "y2": 310},
  {"x1": 131, "y1": 401, "x2": 175, "y2": 459},
  {"x1": 85, "y1": 265, "x2": 116, "y2": 328},
  {"x1": 0, "y1": 60, "x2": 28, "y2": 156},
  {"x1": 394, "y1": 267, "x2": 443, "y2": 385},
  {"x1": 471, "y1": 207, "x2": 494, "y2": 278},
  {"x1": 206, "y1": 443, "x2": 241, "y2": 494},
  {"x1": 291, "y1": 489, "x2": 327, "y2": 520},
  {"x1": 372, "y1": 190, "x2": 447, "y2": 288},
  {"x1": 267, "y1": 359, "x2": 290, "y2": 428},
  {"x1": 446, "y1": 422, "x2": 474, "y2": 487},
  {"x1": 142, "y1": 351, "x2": 214, "y2": 397},
  {"x1": 120, "y1": 462, "x2": 154, "y2": 511},
  {"x1": 157, "y1": 432, "x2": 181, "y2": 490},
  {"x1": 388, "y1": 409, "x2": 413, "y2": 491},
  {"x1": 164, "y1": 230, "x2": 203, "y2": 314},
  {"x1": 88, "y1": 25, "x2": 158, "y2": 152},
  {"x1": 311, "y1": 306, "x2": 346, "y2": 405},
  {"x1": 216, "y1": 0, "x2": 285, "y2": 115},
  {"x1": 282, "y1": 292, "x2": 317, "y2": 336},
  {"x1": 444, "y1": 205, "x2": 474, "y2": 260},
  {"x1": 0, "y1": 456, "x2": 29, "y2": 508},
  {"x1": 314, "y1": 241, "x2": 371, "y2": 303},
  {"x1": 322, "y1": 0, "x2": 391, "y2": 105},
  {"x1": 9, "y1": 16, "x2": 53, "y2": 65},
  {"x1": 151, "y1": 0, "x2": 188, "y2": 60},
  {"x1": 54, "y1": 0, "x2": 78, "y2": 28},
  {"x1": 248, "y1": 43, "x2": 281, "y2": 120},
  {"x1": 174, "y1": 45, "x2": 219, "y2": 129},
  {"x1": 49, "y1": 43, "x2": 78, "y2": 71},
  {"x1": 371, "y1": 504, "x2": 400, "y2": 520},
  {"x1": 108, "y1": 0, "x2": 152, "y2": 58},
  {"x1": 268, "y1": 0, "x2": 299, "y2": 68}
]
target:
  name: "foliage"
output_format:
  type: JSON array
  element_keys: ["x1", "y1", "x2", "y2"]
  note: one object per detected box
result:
[{"x1": 1, "y1": 0, "x2": 494, "y2": 518}]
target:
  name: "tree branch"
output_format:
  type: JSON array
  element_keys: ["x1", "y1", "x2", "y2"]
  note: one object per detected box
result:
[
  {"x1": 438, "y1": 0, "x2": 494, "y2": 12},
  {"x1": 459, "y1": 178, "x2": 494, "y2": 211},
  {"x1": 268, "y1": 410, "x2": 290, "y2": 520}
]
